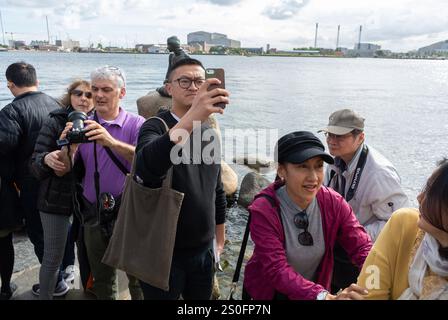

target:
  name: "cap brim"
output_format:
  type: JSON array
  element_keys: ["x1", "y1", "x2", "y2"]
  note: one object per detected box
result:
[
  {"x1": 318, "y1": 126, "x2": 354, "y2": 135},
  {"x1": 284, "y1": 148, "x2": 334, "y2": 165}
]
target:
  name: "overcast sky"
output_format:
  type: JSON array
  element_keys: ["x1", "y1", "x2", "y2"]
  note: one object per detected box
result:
[{"x1": 1, "y1": 0, "x2": 448, "y2": 51}]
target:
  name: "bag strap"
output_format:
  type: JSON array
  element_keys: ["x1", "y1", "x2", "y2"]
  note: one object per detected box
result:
[
  {"x1": 92, "y1": 141, "x2": 101, "y2": 226},
  {"x1": 94, "y1": 111, "x2": 129, "y2": 176},
  {"x1": 229, "y1": 193, "x2": 277, "y2": 299},
  {"x1": 131, "y1": 116, "x2": 174, "y2": 187},
  {"x1": 105, "y1": 147, "x2": 129, "y2": 175}
]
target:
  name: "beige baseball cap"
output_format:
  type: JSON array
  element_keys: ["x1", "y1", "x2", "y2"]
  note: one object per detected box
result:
[{"x1": 319, "y1": 109, "x2": 365, "y2": 135}]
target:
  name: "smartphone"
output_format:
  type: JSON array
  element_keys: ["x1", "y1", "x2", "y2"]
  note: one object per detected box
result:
[{"x1": 205, "y1": 68, "x2": 226, "y2": 109}]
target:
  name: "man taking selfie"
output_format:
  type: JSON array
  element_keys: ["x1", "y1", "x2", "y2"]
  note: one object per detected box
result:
[{"x1": 135, "y1": 58, "x2": 230, "y2": 300}]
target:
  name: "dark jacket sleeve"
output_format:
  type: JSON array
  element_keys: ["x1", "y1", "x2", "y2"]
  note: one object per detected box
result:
[
  {"x1": 30, "y1": 116, "x2": 61, "y2": 181},
  {"x1": 135, "y1": 118, "x2": 176, "y2": 187},
  {"x1": 0, "y1": 104, "x2": 23, "y2": 156},
  {"x1": 215, "y1": 165, "x2": 227, "y2": 225}
]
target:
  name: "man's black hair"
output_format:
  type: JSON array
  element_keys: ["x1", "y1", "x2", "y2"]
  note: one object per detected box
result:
[
  {"x1": 5, "y1": 61, "x2": 38, "y2": 87},
  {"x1": 168, "y1": 58, "x2": 205, "y2": 81}
]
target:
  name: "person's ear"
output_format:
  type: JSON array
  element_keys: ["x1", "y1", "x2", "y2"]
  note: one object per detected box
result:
[
  {"x1": 360, "y1": 132, "x2": 365, "y2": 141},
  {"x1": 277, "y1": 164, "x2": 286, "y2": 182},
  {"x1": 119, "y1": 87, "x2": 126, "y2": 99},
  {"x1": 165, "y1": 82, "x2": 173, "y2": 96},
  {"x1": 357, "y1": 132, "x2": 365, "y2": 146}
]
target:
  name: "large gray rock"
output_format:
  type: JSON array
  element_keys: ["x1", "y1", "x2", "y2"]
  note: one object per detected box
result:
[
  {"x1": 238, "y1": 172, "x2": 271, "y2": 209},
  {"x1": 233, "y1": 155, "x2": 274, "y2": 171},
  {"x1": 136, "y1": 91, "x2": 171, "y2": 119},
  {"x1": 221, "y1": 161, "x2": 238, "y2": 196}
]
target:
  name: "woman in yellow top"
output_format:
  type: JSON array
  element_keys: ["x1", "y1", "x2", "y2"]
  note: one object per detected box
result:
[{"x1": 357, "y1": 159, "x2": 448, "y2": 299}]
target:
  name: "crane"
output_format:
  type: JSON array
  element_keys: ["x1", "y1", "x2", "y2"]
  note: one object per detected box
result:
[{"x1": 5, "y1": 31, "x2": 15, "y2": 42}]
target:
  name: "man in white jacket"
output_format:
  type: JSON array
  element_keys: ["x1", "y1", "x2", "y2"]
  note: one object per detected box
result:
[{"x1": 319, "y1": 108, "x2": 409, "y2": 291}]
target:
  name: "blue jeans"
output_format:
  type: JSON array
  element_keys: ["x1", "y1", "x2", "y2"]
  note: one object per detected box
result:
[{"x1": 139, "y1": 241, "x2": 215, "y2": 300}]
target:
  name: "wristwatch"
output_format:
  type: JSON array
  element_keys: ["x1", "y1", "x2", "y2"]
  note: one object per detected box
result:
[{"x1": 316, "y1": 290, "x2": 329, "y2": 300}]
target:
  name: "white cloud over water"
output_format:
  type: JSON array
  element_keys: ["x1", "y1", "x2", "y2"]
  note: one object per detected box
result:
[{"x1": 263, "y1": 0, "x2": 310, "y2": 20}]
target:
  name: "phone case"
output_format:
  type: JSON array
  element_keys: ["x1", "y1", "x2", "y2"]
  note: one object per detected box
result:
[{"x1": 205, "y1": 68, "x2": 226, "y2": 108}]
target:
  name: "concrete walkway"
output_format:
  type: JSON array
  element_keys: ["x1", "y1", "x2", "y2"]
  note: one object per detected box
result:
[
  {"x1": 11, "y1": 264, "x2": 131, "y2": 300},
  {"x1": 9, "y1": 232, "x2": 131, "y2": 300}
]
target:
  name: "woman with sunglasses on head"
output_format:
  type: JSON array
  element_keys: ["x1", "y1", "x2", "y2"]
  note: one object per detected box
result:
[
  {"x1": 30, "y1": 80, "x2": 94, "y2": 299},
  {"x1": 357, "y1": 159, "x2": 448, "y2": 300},
  {"x1": 243, "y1": 131, "x2": 372, "y2": 300}
]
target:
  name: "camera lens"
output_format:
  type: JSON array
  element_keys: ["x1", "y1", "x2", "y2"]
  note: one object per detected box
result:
[{"x1": 68, "y1": 111, "x2": 88, "y2": 132}]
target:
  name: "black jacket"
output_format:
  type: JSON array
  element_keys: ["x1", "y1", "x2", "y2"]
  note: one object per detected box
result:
[
  {"x1": 0, "y1": 157, "x2": 23, "y2": 230},
  {"x1": 31, "y1": 106, "x2": 82, "y2": 216},
  {"x1": 136, "y1": 111, "x2": 226, "y2": 251},
  {"x1": 0, "y1": 91, "x2": 61, "y2": 188}
]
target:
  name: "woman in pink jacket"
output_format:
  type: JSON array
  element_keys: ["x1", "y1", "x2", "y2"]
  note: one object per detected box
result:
[{"x1": 243, "y1": 131, "x2": 372, "y2": 300}]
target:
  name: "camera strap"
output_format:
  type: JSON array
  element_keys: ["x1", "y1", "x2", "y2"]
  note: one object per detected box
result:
[
  {"x1": 93, "y1": 141, "x2": 101, "y2": 213},
  {"x1": 93, "y1": 111, "x2": 129, "y2": 176},
  {"x1": 345, "y1": 145, "x2": 368, "y2": 202},
  {"x1": 327, "y1": 145, "x2": 369, "y2": 202},
  {"x1": 91, "y1": 112, "x2": 130, "y2": 221}
]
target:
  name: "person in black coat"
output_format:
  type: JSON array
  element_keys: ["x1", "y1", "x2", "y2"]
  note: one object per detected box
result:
[
  {"x1": 0, "y1": 157, "x2": 23, "y2": 300},
  {"x1": 0, "y1": 62, "x2": 60, "y2": 297},
  {"x1": 30, "y1": 79, "x2": 94, "y2": 299}
]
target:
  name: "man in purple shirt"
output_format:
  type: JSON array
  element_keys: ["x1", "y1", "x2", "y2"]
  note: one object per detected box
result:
[{"x1": 60, "y1": 66, "x2": 145, "y2": 299}]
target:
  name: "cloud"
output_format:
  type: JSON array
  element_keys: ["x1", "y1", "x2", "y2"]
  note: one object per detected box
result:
[
  {"x1": 3, "y1": 0, "x2": 448, "y2": 52},
  {"x1": 1, "y1": 0, "x2": 59, "y2": 7},
  {"x1": 200, "y1": 0, "x2": 243, "y2": 5},
  {"x1": 263, "y1": 0, "x2": 310, "y2": 20},
  {"x1": 159, "y1": 14, "x2": 177, "y2": 20},
  {"x1": 1, "y1": 0, "x2": 148, "y2": 23},
  {"x1": 9, "y1": 0, "x2": 150, "y2": 30},
  {"x1": 290, "y1": 0, "x2": 448, "y2": 50}
]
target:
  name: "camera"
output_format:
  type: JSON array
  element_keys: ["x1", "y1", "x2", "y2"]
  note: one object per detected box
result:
[
  {"x1": 99, "y1": 192, "x2": 116, "y2": 221},
  {"x1": 99, "y1": 192, "x2": 119, "y2": 238},
  {"x1": 57, "y1": 111, "x2": 91, "y2": 147}
]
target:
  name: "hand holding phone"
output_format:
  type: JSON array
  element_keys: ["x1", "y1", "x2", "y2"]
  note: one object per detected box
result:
[{"x1": 205, "y1": 68, "x2": 226, "y2": 109}]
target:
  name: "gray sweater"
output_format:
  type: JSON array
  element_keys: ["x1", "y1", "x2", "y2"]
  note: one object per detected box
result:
[{"x1": 276, "y1": 186, "x2": 325, "y2": 281}]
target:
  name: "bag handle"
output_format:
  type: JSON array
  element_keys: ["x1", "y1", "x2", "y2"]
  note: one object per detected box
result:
[{"x1": 131, "y1": 116, "x2": 174, "y2": 188}]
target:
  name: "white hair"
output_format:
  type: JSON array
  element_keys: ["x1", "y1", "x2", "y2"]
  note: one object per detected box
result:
[{"x1": 90, "y1": 65, "x2": 126, "y2": 88}]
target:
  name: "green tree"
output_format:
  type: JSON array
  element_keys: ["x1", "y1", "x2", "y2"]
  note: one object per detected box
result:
[{"x1": 209, "y1": 46, "x2": 227, "y2": 54}]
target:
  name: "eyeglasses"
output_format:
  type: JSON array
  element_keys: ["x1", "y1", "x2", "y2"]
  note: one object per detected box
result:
[
  {"x1": 107, "y1": 66, "x2": 125, "y2": 78},
  {"x1": 71, "y1": 89, "x2": 93, "y2": 99},
  {"x1": 100, "y1": 65, "x2": 126, "y2": 87},
  {"x1": 294, "y1": 211, "x2": 314, "y2": 246},
  {"x1": 324, "y1": 132, "x2": 353, "y2": 141},
  {"x1": 173, "y1": 77, "x2": 206, "y2": 89}
]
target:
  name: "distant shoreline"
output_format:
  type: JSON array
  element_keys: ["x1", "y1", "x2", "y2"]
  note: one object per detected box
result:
[{"x1": 2, "y1": 49, "x2": 447, "y2": 61}]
